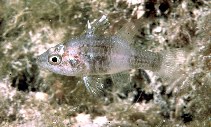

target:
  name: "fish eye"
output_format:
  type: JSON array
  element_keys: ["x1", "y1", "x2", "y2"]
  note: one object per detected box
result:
[{"x1": 48, "y1": 54, "x2": 62, "y2": 65}]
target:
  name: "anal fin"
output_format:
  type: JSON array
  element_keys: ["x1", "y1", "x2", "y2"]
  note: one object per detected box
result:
[{"x1": 111, "y1": 72, "x2": 133, "y2": 97}]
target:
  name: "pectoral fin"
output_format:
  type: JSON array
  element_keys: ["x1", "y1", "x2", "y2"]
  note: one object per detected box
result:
[{"x1": 82, "y1": 76, "x2": 105, "y2": 96}]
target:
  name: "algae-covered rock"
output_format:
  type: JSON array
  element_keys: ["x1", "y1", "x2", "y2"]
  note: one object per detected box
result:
[{"x1": 0, "y1": 0, "x2": 210, "y2": 126}]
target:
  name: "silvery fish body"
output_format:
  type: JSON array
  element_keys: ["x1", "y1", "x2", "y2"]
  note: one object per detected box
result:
[
  {"x1": 37, "y1": 15, "x2": 184, "y2": 94},
  {"x1": 37, "y1": 34, "x2": 161, "y2": 76}
]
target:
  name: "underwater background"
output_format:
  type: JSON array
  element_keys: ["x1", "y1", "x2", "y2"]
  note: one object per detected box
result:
[{"x1": 0, "y1": 0, "x2": 210, "y2": 126}]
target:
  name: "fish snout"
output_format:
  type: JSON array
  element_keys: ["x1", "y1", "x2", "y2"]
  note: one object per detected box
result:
[{"x1": 36, "y1": 54, "x2": 47, "y2": 66}]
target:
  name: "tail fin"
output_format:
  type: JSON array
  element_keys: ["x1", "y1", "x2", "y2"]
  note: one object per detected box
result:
[{"x1": 156, "y1": 50, "x2": 188, "y2": 81}]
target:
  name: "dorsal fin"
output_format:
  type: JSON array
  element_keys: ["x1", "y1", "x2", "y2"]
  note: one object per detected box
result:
[
  {"x1": 85, "y1": 15, "x2": 110, "y2": 36},
  {"x1": 116, "y1": 20, "x2": 138, "y2": 44}
]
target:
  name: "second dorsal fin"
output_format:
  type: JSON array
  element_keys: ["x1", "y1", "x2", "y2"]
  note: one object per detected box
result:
[{"x1": 116, "y1": 20, "x2": 138, "y2": 44}]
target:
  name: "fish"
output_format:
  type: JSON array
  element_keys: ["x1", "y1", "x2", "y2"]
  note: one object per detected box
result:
[{"x1": 37, "y1": 15, "x2": 186, "y2": 95}]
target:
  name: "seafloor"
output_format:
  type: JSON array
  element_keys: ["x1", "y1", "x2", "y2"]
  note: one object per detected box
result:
[{"x1": 0, "y1": 0, "x2": 210, "y2": 127}]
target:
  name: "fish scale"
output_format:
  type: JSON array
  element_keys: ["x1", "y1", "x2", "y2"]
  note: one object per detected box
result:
[
  {"x1": 80, "y1": 43, "x2": 111, "y2": 74},
  {"x1": 130, "y1": 50, "x2": 162, "y2": 71}
]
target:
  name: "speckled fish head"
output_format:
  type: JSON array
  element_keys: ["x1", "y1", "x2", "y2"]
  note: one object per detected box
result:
[{"x1": 37, "y1": 44, "x2": 85, "y2": 76}]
